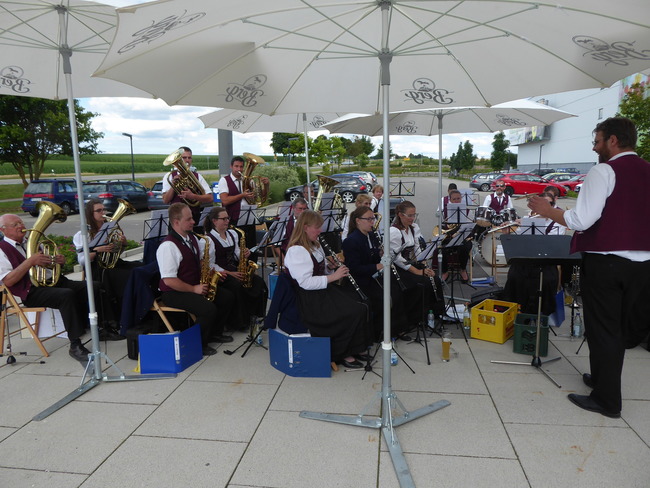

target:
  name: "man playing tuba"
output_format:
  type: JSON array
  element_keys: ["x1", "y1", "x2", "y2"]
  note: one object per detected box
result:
[
  {"x1": 162, "y1": 146, "x2": 213, "y2": 224},
  {"x1": 0, "y1": 213, "x2": 94, "y2": 363}
]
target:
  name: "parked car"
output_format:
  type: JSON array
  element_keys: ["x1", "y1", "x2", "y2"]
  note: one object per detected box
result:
[
  {"x1": 560, "y1": 173, "x2": 586, "y2": 192},
  {"x1": 542, "y1": 172, "x2": 577, "y2": 184},
  {"x1": 332, "y1": 171, "x2": 378, "y2": 190},
  {"x1": 21, "y1": 178, "x2": 79, "y2": 216},
  {"x1": 284, "y1": 175, "x2": 368, "y2": 203},
  {"x1": 556, "y1": 167, "x2": 580, "y2": 174},
  {"x1": 469, "y1": 172, "x2": 503, "y2": 192},
  {"x1": 82, "y1": 179, "x2": 150, "y2": 213},
  {"x1": 528, "y1": 168, "x2": 556, "y2": 177},
  {"x1": 490, "y1": 173, "x2": 568, "y2": 197},
  {"x1": 147, "y1": 180, "x2": 168, "y2": 210}
]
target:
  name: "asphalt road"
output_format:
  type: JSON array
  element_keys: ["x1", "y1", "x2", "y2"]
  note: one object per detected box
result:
[{"x1": 17, "y1": 176, "x2": 575, "y2": 244}]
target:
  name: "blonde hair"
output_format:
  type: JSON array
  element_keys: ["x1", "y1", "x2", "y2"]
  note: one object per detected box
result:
[
  {"x1": 373, "y1": 184, "x2": 383, "y2": 194},
  {"x1": 287, "y1": 210, "x2": 324, "y2": 251},
  {"x1": 355, "y1": 193, "x2": 371, "y2": 206}
]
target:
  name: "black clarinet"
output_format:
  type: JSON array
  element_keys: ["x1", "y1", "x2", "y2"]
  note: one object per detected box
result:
[
  {"x1": 372, "y1": 229, "x2": 407, "y2": 291},
  {"x1": 318, "y1": 236, "x2": 368, "y2": 301},
  {"x1": 418, "y1": 236, "x2": 438, "y2": 296}
]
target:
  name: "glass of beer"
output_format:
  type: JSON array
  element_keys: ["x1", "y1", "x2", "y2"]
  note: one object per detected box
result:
[{"x1": 441, "y1": 332, "x2": 452, "y2": 362}]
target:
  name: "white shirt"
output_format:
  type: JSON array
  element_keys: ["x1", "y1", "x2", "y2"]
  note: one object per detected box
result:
[
  {"x1": 563, "y1": 152, "x2": 650, "y2": 262},
  {"x1": 156, "y1": 234, "x2": 214, "y2": 280},
  {"x1": 0, "y1": 236, "x2": 25, "y2": 283},
  {"x1": 208, "y1": 228, "x2": 241, "y2": 272},
  {"x1": 284, "y1": 245, "x2": 331, "y2": 290},
  {"x1": 483, "y1": 193, "x2": 509, "y2": 208},
  {"x1": 161, "y1": 170, "x2": 211, "y2": 195},
  {"x1": 217, "y1": 173, "x2": 251, "y2": 209},
  {"x1": 389, "y1": 223, "x2": 423, "y2": 271}
]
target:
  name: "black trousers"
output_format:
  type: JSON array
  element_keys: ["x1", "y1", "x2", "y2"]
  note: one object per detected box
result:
[
  {"x1": 581, "y1": 253, "x2": 650, "y2": 413},
  {"x1": 24, "y1": 276, "x2": 90, "y2": 342}
]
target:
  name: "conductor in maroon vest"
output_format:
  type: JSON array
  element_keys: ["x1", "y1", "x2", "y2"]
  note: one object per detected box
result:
[
  {"x1": 0, "y1": 214, "x2": 90, "y2": 363},
  {"x1": 529, "y1": 117, "x2": 650, "y2": 419},
  {"x1": 156, "y1": 203, "x2": 234, "y2": 356}
]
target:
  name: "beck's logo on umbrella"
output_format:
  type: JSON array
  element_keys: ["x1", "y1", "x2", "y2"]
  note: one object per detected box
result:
[
  {"x1": 495, "y1": 114, "x2": 526, "y2": 127},
  {"x1": 309, "y1": 115, "x2": 327, "y2": 129},
  {"x1": 395, "y1": 120, "x2": 418, "y2": 134},
  {"x1": 227, "y1": 115, "x2": 249, "y2": 130},
  {"x1": 0, "y1": 66, "x2": 31, "y2": 94},
  {"x1": 118, "y1": 10, "x2": 206, "y2": 54},
  {"x1": 573, "y1": 36, "x2": 650, "y2": 67},
  {"x1": 402, "y1": 78, "x2": 454, "y2": 105},
  {"x1": 223, "y1": 74, "x2": 267, "y2": 108}
]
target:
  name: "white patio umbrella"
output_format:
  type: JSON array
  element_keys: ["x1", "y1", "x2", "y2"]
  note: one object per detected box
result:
[
  {"x1": 199, "y1": 109, "x2": 346, "y2": 203},
  {"x1": 94, "y1": 1, "x2": 650, "y2": 485},
  {"x1": 0, "y1": 0, "x2": 168, "y2": 421},
  {"x1": 323, "y1": 99, "x2": 577, "y2": 229}
]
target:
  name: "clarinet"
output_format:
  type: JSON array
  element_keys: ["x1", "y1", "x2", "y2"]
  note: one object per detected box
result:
[
  {"x1": 318, "y1": 236, "x2": 368, "y2": 301},
  {"x1": 372, "y1": 229, "x2": 407, "y2": 291},
  {"x1": 418, "y1": 236, "x2": 438, "y2": 297}
]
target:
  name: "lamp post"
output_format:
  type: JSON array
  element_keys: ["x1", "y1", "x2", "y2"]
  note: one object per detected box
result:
[
  {"x1": 122, "y1": 132, "x2": 135, "y2": 181},
  {"x1": 538, "y1": 143, "x2": 545, "y2": 174}
]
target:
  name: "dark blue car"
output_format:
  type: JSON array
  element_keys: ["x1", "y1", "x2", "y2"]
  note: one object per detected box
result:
[{"x1": 21, "y1": 178, "x2": 79, "y2": 216}]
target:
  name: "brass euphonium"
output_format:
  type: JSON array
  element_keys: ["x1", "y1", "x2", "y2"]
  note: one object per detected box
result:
[
  {"x1": 313, "y1": 174, "x2": 341, "y2": 212},
  {"x1": 194, "y1": 233, "x2": 222, "y2": 301},
  {"x1": 163, "y1": 149, "x2": 206, "y2": 207},
  {"x1": 97, "y1": 198, "x2": 136, "y2": 269},
  {"x1": 232, "y1": 226, "x2": 258, "y2": 288},
  {"x1": 241, "y1": 152, "x2": 269, "y2": 207},
  {"x1": 26, "y1": 201, "x2": 67, "y2": 287}
]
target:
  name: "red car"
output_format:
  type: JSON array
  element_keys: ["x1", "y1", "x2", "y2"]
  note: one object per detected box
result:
[
  {"x1": 559, "y1": 173, "x2": 586, "y2": 192},
  {"x1": 490, "y1": 173, "x2": 568, "y2": 197}
]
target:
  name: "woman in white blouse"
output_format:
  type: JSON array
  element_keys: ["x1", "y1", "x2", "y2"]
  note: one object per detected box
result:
[{"x1": 284, "y1": 210, "x2": 369, "y2": 369}]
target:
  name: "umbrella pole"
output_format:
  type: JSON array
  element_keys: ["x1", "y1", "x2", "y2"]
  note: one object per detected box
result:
[
  {"x1": 300, "y1": 6, "x2": 449, "y2": 487},
  {"x1": 33, "y1": 7, "x2": 175, "y2": 422},
  {"x1": 437, "y1": 113, "x2": 444, "y2": 276},
  {"x1": 302, "y1": 114, "x2": 313, "y2": 207}
]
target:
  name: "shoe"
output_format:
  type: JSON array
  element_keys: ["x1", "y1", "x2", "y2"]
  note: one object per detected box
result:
[
  {"x1": 202, "y1": 345, "x2": 218, "y2": 356},
  {"x1": 340, "y1": 358, "x2": 363, "y2": 369},
  {"x1": 355, "y1": 353, "x2": 372, "y2": 362},
  {"x1": 69, "y1": 343, "x2": 91, "y2": 363},
  {"x1": 582, "y1": 373, "x2": 594, "y2": 389},
  {"x1": 567, "y1": 394, "x2": 620, "y2": 419},
  {"x1": 398, "y1": 334, "x2": 412, "y2": 341},
  {"x1": 98, "y1": 328, "x2": 125, "y2": 341},
  {"x1": 210, "y1": 334, "x2": 234, "y2": 343}
]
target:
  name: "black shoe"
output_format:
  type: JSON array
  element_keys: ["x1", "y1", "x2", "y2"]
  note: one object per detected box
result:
[
  {"x1": 69, "y1": 343, "x2": 91, "y2": 363},
  {"x1": 209, "y1": 334, "x2": 234, "y2": 343},
  {"x1": 567, "y1": 394, "x2": 620, "y2": 419},
  {"x1": 398, "y1": 334, "x2": 412, "y2": 341},
  {"x1": 340, "y1": 358, "x2": 363, "y2": 369},
  {"x1": 98, "y1": 328, "x2": 125, "y2": 341},
  {"x1": 355, "y1": 353, "x2": 372, "y2": 362},
  {"x1": 202, "y1": 345, "x2": 218, "y2": 356},
  {"x1": 582, "y1": 373, "x2": 594, "y2": 389}
]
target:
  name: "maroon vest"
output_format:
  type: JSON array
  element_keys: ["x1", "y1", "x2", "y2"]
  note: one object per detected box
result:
[
  {"x1": 0, "y1": 240, "x2": 31, "y2": 300},
  {"x1": 488, "y1": 194, "x2": 510, "y2": 213},
  {"x1": 280, "y1": 217, "x2": 295, "y2": 254},
  {"x1": 224, "y1": 174, "x2": 242, "y2": 222},
  {"x1": 571, "y1": 154, "x2": 650, "y2": 253},
  {"x1": 158, "y1": 233, "x2": 201, "y2": 292},
  {"x1": 207, "y1": 230, "x2": 238, "y2": 271}
]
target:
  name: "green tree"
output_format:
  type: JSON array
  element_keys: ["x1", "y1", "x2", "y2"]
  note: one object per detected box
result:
[
  {"x1": 374, "y1": 142, "x2": 393, "y2": 160},
  {"x1": 348, "y1": 135, "x2": 374, "y2": 157},
  {"x1": 490, "y1": 131, "x2": 510, "y2": 171},
  {"x1": 0, "y1": 96, "x2": 103, "y2": 187},
  {"x1": 270, "y1": 132, "x2": 302, "y2": 156},
  {"x1": 448, "y1": 140, "x2": 476, "y2": 175},
  {"x1": 617, "y1": 82, "x2": 650, "y2": 160}
]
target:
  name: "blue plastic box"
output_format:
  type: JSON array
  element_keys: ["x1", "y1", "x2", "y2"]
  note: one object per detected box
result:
[
  {"x1": 139, "y1": 324, "x2": 203, "y2": 374},
  {"x1": 269, "y1": 329, "x2": 331, "y2": 378}
]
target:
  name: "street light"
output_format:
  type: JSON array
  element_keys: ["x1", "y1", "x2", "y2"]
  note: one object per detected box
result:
[
  {"x1": 538, "y1": 143, "x2": 545, "y2": 174},
  {"x1": 122, "y1": 132, "x2": 135, "y2": 181}
]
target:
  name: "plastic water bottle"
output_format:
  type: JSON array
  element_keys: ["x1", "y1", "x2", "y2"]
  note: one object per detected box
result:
[
  {"x1": 427, "y1": 309, "x2": 435, "y2": 329},
  {"x1": 462, "y1": 303, "x2": 471, "y2": 331},
  {"x1": 572, "y1": 311, "x2": 583, "y2": 338},
  {"x1": 390, "y1": 339, "x2": 398, "y2": 366}
]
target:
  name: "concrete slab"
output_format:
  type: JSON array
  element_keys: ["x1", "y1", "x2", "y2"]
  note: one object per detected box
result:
[{"x1": 0, "y1": 467, "x2": 86, "y2": 488}]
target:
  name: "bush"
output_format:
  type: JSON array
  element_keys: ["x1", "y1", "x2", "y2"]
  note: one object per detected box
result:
[{"x1": 255, "y1": 166, "x2": 302, "y2": 203}]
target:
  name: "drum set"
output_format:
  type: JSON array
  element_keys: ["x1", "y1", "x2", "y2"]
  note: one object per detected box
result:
[{"x1": 474, "y1": 206, "x2": 518, "y2": 267}]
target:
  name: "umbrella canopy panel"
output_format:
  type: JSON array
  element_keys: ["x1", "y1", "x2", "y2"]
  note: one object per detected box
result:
[
  {"x1": 96, "y1": 0, "x2": 650, "y2": 114},
  {"x1": 0, "y1": 0, "x2": 151, "y2": 100},
  {"x1": 199, "y1": 109, "x2": 344, "y2": 133}
]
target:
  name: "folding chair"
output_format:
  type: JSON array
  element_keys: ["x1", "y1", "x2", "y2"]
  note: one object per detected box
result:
[
  {"x1": 150, "y1": 298, "x2": 196, "y2": 333},
  {"x1": 0, "y1": 285, "x2": 66, "y2": 357}
]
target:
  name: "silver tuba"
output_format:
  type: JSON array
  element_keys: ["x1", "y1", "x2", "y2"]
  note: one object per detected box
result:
[
  {"x1": 97, "y1": 198, "x2": 136, "y2": 269},
  {"x1": 26, "y1": 201, "x2": 67, "y2": 287},
  {"x1": 163, "y1": 149, "x2": 206, "y2": 207}
]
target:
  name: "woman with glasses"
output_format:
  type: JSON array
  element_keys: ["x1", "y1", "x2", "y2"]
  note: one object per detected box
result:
[
  {"x1": 284, "y1": 210, "x2": 369, "y2": 369},
  {"x1": 340, "y1": 193, "x2": 372, "y2": 240},
  {"x1": 343, "y1": 206, "x2": 408, "y2": 341},
  {"x1": 390, "y1": 201, "x2": 445, "y2": 333},
  {"x1": 73, "y1": 198, "x2": 141, "y2": 339},
  {"x1": 204, "y1": 206, "x2": 267, "y2": 332}
]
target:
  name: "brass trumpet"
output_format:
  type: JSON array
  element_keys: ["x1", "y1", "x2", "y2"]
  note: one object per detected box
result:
[{"x1": 163, "y1": 149, "x2": 206, "y2": 207}]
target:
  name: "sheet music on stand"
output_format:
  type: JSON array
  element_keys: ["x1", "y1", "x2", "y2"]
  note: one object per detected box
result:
[
  {"x1": 320, "y1": 211, "x2": 342, "y2": 233},
  {"x1": 516, "y1": 217, "x2": 548, "y2": 235},
  {"x1": 415, "y1": 235, "x2": 443, "y2": 262},
  {"x1": 267, "y1": 219, "x2": 289, "y2": 246},
  {"x1": 143, "y1": 210, "x2": 169, "y2": 241},
  {"x1": 318, "y1": 193, "x2": 337, "y2": 211},
  {"x1": 88, "y1": 221, "x2": 117, "y2": 249},
  {"x1": 237, "y1": 205, "x2": 261, "y2": 227},
  {"x1": 442, "y1": 224, "x2": 474, "y2": 248},
  {"x1": 444, "y1": 203, "x2": 473, "y2": 225},
  {"x1": 276, "y1": 202, "x2": 292, "y2": 222},
  {"x1": 459, "y1": 189, "x2": 479, "y2": 207},
  {"x1": 197, "y1": 206, "x2": 213, "y2": 227}
]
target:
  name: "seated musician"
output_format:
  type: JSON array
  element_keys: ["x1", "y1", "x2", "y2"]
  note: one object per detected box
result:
[
  {"x1": 342, "y1": 206, "x2": 408, "y2": 341},
  {"x1": 156, "y1": 203, "x2": 234, "y2": 356},
  {"x1": 73, "y1": 198, "x2": 142, "y2": 340},
  {"x1": 204, "y1": 207, "x2": 267, "y2": 332},
  {"x1": 284, "y1": 210, "x2": 370, "y2": 369},
  {"x1": 0, "y1": 213, "x2": 94, "y2": 363},
  {"x1": 390, "y1": 201, "x2": 445, "y2": 332},
  {"x1": 280, "y1": 198, "x2": 309, "y2": 256},
  {"x1": 370, "y1": 184, "x2": 384, "y2": 216},
  {"x1": 440, "y1": 190, "x2": 471, "y2": 283},
  {"x1": 503, "y1": 192, "x2": 566, "y2": 316},
  {"x1": 340, "y1": 193, "x2": 372, "y2": 240}
]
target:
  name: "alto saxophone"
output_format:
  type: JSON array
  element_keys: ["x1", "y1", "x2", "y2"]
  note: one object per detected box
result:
[
  {"x1": 195, "y1": 233, "x2": 222, "y2": 301},
  {"x1": 232, "y1": 226, "x2": 258, "y2": 288}
]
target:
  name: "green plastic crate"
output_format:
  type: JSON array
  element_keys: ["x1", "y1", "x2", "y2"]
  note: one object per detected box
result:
[{"x1": 513, "y1": 313, "x2": 549, "y2": 357}]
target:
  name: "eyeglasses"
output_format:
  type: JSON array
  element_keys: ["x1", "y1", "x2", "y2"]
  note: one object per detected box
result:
[
  {"x1": 402, "y1": 212, "x2": 418, "y2": 219},
  {"x1": 495, "y1": 185, "x2": 505, "y2": 188},
  {"x1": 94, "y1": 209, "x2": 106, "y2": 213},
  {"x1": 214, "y1": 217, "x2": 230, "y2": 221},
  {"x1": 592, "y1": 139, "x2": 602, "y2": 146},
  {"x1": 1, "y1": 222, "x2": 24, "y2": 228},
  {"x1": 358, "y1": 217, "x2": 376, "y2": 221}
]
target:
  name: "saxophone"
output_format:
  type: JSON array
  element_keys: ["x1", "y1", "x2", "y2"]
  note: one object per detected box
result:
[
  {"x1": 195, "y1": 233, "x2": 222, "y2": 301},
  {"x1": 232, "y1": 226, "x2": 258, "y2": 288}
]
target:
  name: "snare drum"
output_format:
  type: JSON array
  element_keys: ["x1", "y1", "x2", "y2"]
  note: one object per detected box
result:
[
  {"x1": 475, "y1": 206, "x2": 494, "y2": 227},
  {"x1": 480, "y1": 232, "x2": 508, "y2": 266},
  {"x1": 500, "y1": 208, "x2": 517, "y2": 223}
]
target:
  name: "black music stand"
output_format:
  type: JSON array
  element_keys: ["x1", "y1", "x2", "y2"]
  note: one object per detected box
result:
[
  {"x1": 143, "y1": 211, "x2": 169, "y2": 241},
  {"x1": 491, "y1": 234, "x2": 581, "y2": 388}
]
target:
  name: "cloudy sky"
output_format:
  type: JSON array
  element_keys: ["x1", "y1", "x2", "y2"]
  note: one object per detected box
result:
[{"x1": 82, "y1": 0, "x2": 505, "y2": 159}]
